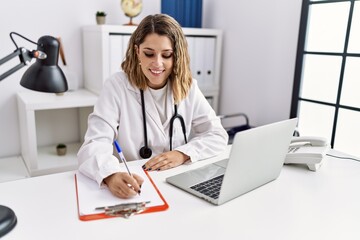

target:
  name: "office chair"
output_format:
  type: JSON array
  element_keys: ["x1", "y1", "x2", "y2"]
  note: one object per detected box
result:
[{"x1": 219, "y1": 113, "x2": 252, "y2": 144}]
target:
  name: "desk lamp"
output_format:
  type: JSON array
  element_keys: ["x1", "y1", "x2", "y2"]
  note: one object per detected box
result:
[
  {"x1": 0, "y1": 32, "x2": 68, "y2": 238},
  {"x1": 0, "y1": 32, "x2": 68, "y2": 92}
]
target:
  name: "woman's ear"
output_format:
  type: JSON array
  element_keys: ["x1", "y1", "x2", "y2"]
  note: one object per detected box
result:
[
  {"x1": 135, "y1": 45, "x2": 141, "y2": 65},
  {"x1": 135, "y1": 45, "x2": 139, "y2": 55}
]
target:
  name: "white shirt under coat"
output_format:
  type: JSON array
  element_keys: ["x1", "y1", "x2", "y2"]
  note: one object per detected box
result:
[{"x1": 77, "y1": 71, "x2": 228, "y2": 186}]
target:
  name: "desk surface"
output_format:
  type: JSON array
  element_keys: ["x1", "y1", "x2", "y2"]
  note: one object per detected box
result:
[{"x1": 1, "y1": 147, "x2": 360, "y2": 240}]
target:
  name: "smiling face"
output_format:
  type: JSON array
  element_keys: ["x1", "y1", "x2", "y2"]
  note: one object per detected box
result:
[{"x1": 136, "y1": 33, "x2": 174, "y2": 89}]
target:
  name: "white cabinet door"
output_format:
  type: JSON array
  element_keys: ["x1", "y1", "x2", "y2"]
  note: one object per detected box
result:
[
  {"x1": 189, "y1": 36, "x2": 216, "y2": 90},
  {"x1": 109, "y1": 34, "x2": 131, "y2": 75},
  {"x1": 202, "y1": 37, "x2": 216, "y2": 89},
  {"x1": 122, "y1": 35, "x2": 131, "y2": 58},
  {"x1": 109, "y1": 35, "x2": 124, "y2": 74}
]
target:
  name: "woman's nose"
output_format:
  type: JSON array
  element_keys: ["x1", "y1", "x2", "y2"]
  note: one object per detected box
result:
[{"x1": 153, "y1": 54, "x2": 163, "y2": 66}]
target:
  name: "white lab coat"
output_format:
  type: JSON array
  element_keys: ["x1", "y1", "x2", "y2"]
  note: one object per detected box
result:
[{"x1": 78, "y1": 71, "x2": 228, "y2": 185}]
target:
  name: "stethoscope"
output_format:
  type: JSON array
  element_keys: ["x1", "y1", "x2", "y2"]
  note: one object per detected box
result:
[{"x1": 139, "y1": 89, "x2": 187, "y2": 159}]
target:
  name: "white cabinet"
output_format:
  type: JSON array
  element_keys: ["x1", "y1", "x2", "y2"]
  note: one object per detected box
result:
[
  {"x1": 17, "y1": 89, "x2": 97, "y2": 176},
  {"x1": 83, "y1": 25, "x2": 222, "y2": 112}
]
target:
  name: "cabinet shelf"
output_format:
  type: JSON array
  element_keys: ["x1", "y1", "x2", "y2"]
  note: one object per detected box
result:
[
  {"x1": 17, "y1": 89, "x2": 98, "y2": 176},
  {"x1": 34, "y1": 142, "x2": 82, "y2": 176}
]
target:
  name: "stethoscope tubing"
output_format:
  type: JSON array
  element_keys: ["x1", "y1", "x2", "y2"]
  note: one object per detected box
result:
[
  {"x1": 140, "y1": 89, "x2": 149, "y2": 148},
  {"x1": 139, "y1": 89, "x2": 187, "y2": 158},
  {"x1": 169, "y1": 105, "x2": 187, "y2": 151}
]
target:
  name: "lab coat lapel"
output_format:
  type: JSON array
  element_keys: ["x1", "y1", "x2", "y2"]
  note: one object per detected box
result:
[
  {"x1": 162, "y1": 84, "x2": 175, "y2": 129},
  {"x1": 142, "y1": 90, "x2": 166, "y2": 137}
]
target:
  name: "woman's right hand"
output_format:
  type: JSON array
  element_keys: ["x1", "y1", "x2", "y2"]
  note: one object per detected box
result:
[{"x1": 104, "y1": 172, "x2": 144, "y2": 199}]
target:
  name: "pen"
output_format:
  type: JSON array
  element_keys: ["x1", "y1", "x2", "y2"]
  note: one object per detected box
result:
[
  {"x1": 114, "y1": 140, "x2": 132, "y2": 176},
  {"x1": 114, "y1": 140, "x2": 141, "y2": 195}
]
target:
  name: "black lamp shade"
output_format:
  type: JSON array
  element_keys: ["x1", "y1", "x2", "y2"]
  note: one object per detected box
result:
[
  {"x1": 0, "y1": 205, "x2": 17, "y2": 238},
  {"x1": 20, "y1": 36, "x2": 68, "y2": 93}
]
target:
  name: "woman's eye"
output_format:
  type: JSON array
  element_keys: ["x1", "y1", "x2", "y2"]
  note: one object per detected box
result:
[
  {"x1": 144, "y1": 52, "x2": 154, "y2": 57},
  {"x1": 143, "y1": 52, "x2": 173, "y2": 59},
  {"x1": 162, "y1": 53, "x2": 173, "y2": 59}
]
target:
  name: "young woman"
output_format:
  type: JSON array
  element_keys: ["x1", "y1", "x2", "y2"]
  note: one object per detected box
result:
[{"x1": 78, "y1": 14, "x2": 228, "y2": 198}]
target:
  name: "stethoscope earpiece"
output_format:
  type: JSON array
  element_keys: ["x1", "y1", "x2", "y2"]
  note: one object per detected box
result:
[{"x1": 139, "y1": 146, "x2": 152, "y2": 159}]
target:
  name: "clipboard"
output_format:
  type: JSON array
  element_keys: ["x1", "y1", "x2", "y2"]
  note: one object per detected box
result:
[{"x1": 75, "y1": 167, "x2": 169, "y2": 221}]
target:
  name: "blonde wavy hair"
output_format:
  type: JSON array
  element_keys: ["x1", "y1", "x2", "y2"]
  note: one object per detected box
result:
[{"x1": 121, "y1": 14, "x2": 192, "y2": 103}]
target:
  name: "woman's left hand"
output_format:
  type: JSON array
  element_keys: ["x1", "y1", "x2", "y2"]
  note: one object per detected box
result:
[{"x1": 142, "y1": 150, "x2": 190, "y2": 171}]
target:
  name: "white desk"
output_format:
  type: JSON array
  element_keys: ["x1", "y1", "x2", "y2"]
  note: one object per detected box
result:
[{"x1": 1, "y1": 147, "x2": 360, "y2": 240}]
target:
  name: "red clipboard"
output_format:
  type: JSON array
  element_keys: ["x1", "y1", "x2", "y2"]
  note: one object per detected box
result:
[{"x1": 75, "y1": 170, "x2": 169, "y2": 221}]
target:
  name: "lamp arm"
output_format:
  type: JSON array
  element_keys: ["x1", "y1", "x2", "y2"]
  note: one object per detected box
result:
[{"x1": 0, "y1": 47, "x2": 34, "y2": 81}]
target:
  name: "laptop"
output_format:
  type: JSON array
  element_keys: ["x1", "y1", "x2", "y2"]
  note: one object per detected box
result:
[{"x1": 166, "y1": 118, "x2": 298, "y2": 205}]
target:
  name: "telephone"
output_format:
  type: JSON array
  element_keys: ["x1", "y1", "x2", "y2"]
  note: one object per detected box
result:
[{"x1": 284, "y1": 136, "x2": 329, "y2": 171}]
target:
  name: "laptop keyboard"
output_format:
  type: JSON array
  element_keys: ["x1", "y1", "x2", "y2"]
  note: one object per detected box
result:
[{"x1": 190, "y1": 175, "x2": 224, "y2": 199}]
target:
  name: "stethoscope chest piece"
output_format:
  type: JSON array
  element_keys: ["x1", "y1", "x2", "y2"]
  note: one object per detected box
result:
[{"x1": 139, "y1": 146, "x2": 152, "y2": 159}]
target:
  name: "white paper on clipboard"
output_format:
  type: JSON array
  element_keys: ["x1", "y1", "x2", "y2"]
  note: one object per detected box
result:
[{"x1": 75, "y1": 163, "x2": 165, "y2": 216}]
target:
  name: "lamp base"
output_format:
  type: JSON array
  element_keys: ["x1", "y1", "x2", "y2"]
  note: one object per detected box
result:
[{"x1": 0, "y1": 205, "x2": 17, "y2": 238}]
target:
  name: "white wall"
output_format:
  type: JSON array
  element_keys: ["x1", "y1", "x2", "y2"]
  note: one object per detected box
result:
[
  {"x1": 203, "y1": 0, "x2": 302, "y2": 127},
  {"x1": 0, "y1": 0, "x2": 302, "y2": 158}
]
